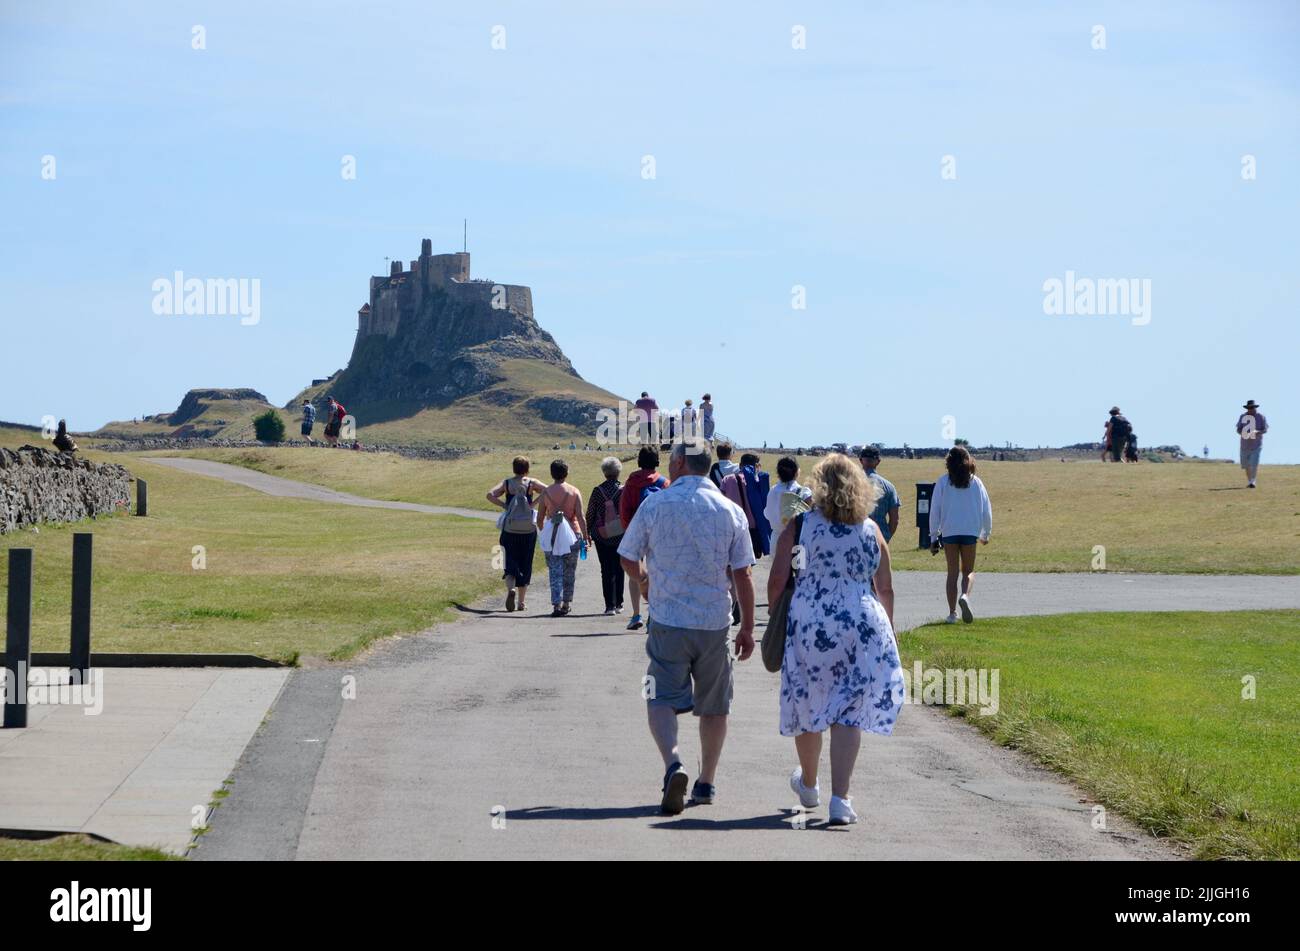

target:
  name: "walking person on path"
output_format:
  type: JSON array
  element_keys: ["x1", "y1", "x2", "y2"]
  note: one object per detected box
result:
[
  {"x1": 767, "y1": 453, "x2": 904, "y2": 826},
  {"x1": 535, "y1": 459, "x2": 589, "y2": 617},
  {"x1": 739, "y1": 453, "x2": 773, "y2": 559},
  {"x1": 1235, "y1": 400, "x2": 1268, "y2": 488},
  {"x1": 928, "y1": 446, "x2": 992, "y2": 624},
  {"x1": 619, "y1": 446, "x2": 668, "y2": 630},
  {"x1": 586, "y1": 456, "x2": 626, "y2": 615},
  {"x1": 857, "y1": 446, "x2": 900, "y2": 542},
  {"x1": 764, "y1": 456, "x2": 812, "y2": 529},
  {"x1": 617, "y1": 442, "x2": 757, "y2": 815},
  {"x1": 700, "y1": 394, "x2": 715, "y2": 445},
  {"x1": 487, "y1": 457, "x2": 544, "y2": 613},
  {"x1": 680, "y1": 399, "x2": 699, "y2": 446},
  {"x1": 708, "y1": 441, "x2": 738, "y2": 487},
  {"x1": 634, "y1": 391, "x2": 659, "y2": 446},
  {"x1": 300, "y1": 400, "x2": 317, "y2": 444}
]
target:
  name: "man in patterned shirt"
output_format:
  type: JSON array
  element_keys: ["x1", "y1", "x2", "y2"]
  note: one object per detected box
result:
[{"x1": 618, "y1": 441, "x2": 756, "y2": 815}]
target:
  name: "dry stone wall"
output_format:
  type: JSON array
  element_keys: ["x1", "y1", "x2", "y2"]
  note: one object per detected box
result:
[{"x1": 0, "y1": 447, "x2": 133, "y2": 534}]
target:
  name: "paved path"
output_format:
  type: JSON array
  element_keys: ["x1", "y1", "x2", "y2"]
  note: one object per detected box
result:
[
  {"x1": 149, "y1": 457, "x2": 496, "y2": 521},
  {"x1": 176, "y1": 460, "x2": 1300, "y2": 860},
  {"x1": 0, "y1": 668, "x2": 288, "y2": 854}
]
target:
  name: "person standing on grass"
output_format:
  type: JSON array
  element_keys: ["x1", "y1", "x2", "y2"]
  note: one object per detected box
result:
[
  {"x1": 323, "y1": 396, "x2": 347, "y2": 448},
  {"x1": 487, "y1": 457, "x2": 544, "y2": 613},
  {"x1": 927, "y1": 446, "x2": 992, "y2": 624},
  {"x1": 857, "y1": 445, "x2": 901, "y2": 542},
  {"x1": 617, "y1": 441, "x2": 756, "y2": 815},
  {"x1": 1236, "y1": 400, "x2": 1268, "y2": 488},
  {"x1": 586, "y1": 456, "x2": 626, "y2": 616},
  {"x1": 768, "y1": 453, "x2": 903, "y2": 826},
  {"x1": 1103, "y1": 406, "x2": 1131, "y2": 463},
  {"x1": 535, "y1": 459, "x2": 589, "y2": 618},
  {"x1": 300, "y1": 400, "x2": 317, "y2": 444},
  {"x1": 619, "y1": 445, "x2": 669, "y2": 630}
]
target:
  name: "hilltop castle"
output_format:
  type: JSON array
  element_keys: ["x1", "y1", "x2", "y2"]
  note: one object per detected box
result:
[
  {"x1": 354, "y1": 238, "x2": 533, "y2": 343},
  {"x1": 326, "y1": 237, "x2": 580, "y2": 411}
]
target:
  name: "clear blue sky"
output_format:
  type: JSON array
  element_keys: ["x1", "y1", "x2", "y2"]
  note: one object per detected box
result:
[{"x1": 2, "y1": 1, "x2": 1296, "y2": 460}]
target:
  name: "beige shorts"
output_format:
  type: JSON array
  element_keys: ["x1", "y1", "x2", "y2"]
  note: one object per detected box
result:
[{"x1": 644, "y1": 620, "x2": 733, "y2": 717}]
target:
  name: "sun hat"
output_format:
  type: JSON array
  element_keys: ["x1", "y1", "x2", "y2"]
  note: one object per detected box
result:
[{"x1": 1243, "y1": 399, "x2": 1260, "y2": 409}]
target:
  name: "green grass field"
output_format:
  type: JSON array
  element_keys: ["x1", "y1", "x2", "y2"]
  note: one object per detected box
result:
[
  {"x1": 0, "y1": 449, "x2": 503, "y2": 662},
  {"x1": 178, "y1": 444, "x2": 1300, "y2": 575},
  {"x1": 899, "y1": 610, "x2": 1300, "y2": 859},
  {"x1": 0, "y1": 834, "x2": 176, "y2": 861}
]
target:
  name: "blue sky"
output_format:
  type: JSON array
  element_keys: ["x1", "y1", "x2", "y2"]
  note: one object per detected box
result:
[{"x1": 2, "y1": 1, "x2": 1296, "y2": 460}]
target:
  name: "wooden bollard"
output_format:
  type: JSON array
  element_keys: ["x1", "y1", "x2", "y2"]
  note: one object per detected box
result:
[
  {"x1": 4, "y1": 548, "x2": 33, "y2": 729},
  {"x1": 136, "y1": 478, "x2": 148, "y2": 517},
  {"x1": 70, "y1": 533, "x2": 93, "y2": 678}
]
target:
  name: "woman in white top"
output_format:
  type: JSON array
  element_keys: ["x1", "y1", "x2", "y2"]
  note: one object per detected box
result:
[
  {"x1": 764, "y1": 456, "x2": 812, "y2": 529},
  {"x1": 927, "y1": 446, "x2": 992, "y2": 624}
]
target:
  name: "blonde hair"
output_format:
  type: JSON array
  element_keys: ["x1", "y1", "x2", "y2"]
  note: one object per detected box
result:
[{"x1": 810, "y1": 453, "x2": 880, "y2": 525}]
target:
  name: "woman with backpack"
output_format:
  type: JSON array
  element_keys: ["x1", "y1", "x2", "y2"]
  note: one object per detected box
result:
[
  {"x1": 487, "y1": 456, "x2": 545, "y2": 613},
  {"x1": 535, "y1": 459, "x2": 589, "y2": 618},
  {"x1": 927, "y1": 446, "x2": 993, "y2": 624},
  {"x1": 586, "y1": 456, "x2": 626, "y2": 616}
]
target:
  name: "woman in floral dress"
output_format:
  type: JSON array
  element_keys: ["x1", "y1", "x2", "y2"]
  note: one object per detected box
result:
[{"x1": 767, "y1": 453, "x2": 904, "y2": 826}]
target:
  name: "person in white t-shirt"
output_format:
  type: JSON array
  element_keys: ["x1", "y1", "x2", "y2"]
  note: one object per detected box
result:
[
  {"x1": 927, "y1": 446, "x2": 992, "y2": 624},
  {"x1": 764, "y1": 456, "x2": 813, "y2": 529}
]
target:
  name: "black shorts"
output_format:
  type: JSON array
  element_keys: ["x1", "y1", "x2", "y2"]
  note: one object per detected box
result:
[{"x1": 301, "y1": 422, "x2": 314, "y2": 436}]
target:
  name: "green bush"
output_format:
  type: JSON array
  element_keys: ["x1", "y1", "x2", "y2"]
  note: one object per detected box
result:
[{"x1": 253, "y1": 410, "x2": 286, "y2": 443}]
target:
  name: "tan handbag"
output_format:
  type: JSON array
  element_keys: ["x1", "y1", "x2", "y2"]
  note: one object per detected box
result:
[{"x1": 761, "y1": 513, "x2": 805, "y2": 673}]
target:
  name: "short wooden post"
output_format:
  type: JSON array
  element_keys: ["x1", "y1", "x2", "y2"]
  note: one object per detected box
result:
[
  {"x1": 4, "y1": 548, "x2": 33, "y2": 729},
  {"x1": 70, "y1": 533, "x2": 93, "y2": 678},
  {"x1": 136, "y1": 478, "x2": 148, "y2": 517}
]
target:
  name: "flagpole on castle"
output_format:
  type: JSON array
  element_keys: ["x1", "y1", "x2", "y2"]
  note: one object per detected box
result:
[{"x1": 463, "y1": 219, "x2": 467, "y2": 253}]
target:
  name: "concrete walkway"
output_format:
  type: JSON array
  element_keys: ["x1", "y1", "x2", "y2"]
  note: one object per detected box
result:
[
  {"x1": 157, "y1": 459, "x2": 1300, "y2": 860},
  {"x1": 0, "y1": 668, "x2": 288, "y2": 854}
]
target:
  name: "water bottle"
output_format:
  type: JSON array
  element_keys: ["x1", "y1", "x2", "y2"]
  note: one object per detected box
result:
[{"x1": 580, "y1": 539, "x2": 588, "y2": 560}]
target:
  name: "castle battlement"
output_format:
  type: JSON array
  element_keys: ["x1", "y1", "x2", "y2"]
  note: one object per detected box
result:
[{"x1": 355, "y1": 238, "x2": 533, "y2": 343}]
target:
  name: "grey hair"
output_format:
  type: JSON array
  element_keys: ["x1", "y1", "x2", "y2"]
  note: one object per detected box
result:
[
  {"x1": 671, "y1": 440, "x2": 712, "y2": 475},
  {"x1": 600, "y1": 455, "x2": 622, "y2": 479}
]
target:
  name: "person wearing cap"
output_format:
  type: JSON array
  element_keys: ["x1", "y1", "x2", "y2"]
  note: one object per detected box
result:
[
  {"x1": 857, "y1": 446, "x2": 900, "y2": 541},
  {"x1": 1103, "y1": 407, "x2": 1132, "y2": 463},
  {"x1": 300, "y1": 400, "x2": 317, "y2": 444},
  {"x1": 1235, "y1": 400, "x2": 1268, "y2": 488}
]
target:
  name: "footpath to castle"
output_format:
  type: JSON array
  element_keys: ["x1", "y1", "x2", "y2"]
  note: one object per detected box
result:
[{"x1": 182, "y1": 462, "x2": 1300, "y2": 860}]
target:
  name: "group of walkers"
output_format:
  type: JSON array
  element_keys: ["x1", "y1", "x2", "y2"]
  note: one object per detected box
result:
[
  {"x1": 300, "y1": 396, "x2": 352, "y2": 448},
  {"x1": 485, "y1": 438, "x2": 1000, "y2": 821}
]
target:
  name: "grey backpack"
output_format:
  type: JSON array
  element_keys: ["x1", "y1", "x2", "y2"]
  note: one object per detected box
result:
[{"x1": 503, "y1": 478, "x2": 536, "y2": 534}]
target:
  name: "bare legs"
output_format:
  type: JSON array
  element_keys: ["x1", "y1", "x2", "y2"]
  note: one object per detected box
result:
[
  {"x1": 794, "y1": 725, "x2": 861, "y2": 798},
  {"x1": 943, "y1": 543, "x2": 978, "y2": 614},
  {"x1": 647, "y1": 706, "x2": 727, "y2": 785}
]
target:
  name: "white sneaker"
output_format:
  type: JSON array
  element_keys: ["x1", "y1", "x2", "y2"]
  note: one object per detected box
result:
[
  {"x1": 959, "y1": 594, "x2": 974, "y2": 623},
  {"x1": 945, "y1": 613, "x2": 958, "y2": 624},
  {"x1": 789, "y1": 767, "x2": 820, "y2": 808},
  {"x1": 829, "y1": 795, "x2": 858, "y2": 826}
]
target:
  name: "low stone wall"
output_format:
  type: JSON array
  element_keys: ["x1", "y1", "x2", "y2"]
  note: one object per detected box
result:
[{"x1": 0, "y1": 447, "x2": 133, "y2": 534}]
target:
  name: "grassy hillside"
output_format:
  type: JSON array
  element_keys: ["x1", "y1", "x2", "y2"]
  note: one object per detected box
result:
[
  {"x1": 177, "y1": 446, "x2": 1300, "y2": 575},
  {"x1": 286, "y1": 359, "x2": 627, "y2": 448},
  {"x1": 94, "y1": 390, "x2": 276, "y2": 441}
]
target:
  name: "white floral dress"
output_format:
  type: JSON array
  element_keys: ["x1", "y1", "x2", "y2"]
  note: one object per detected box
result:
[{"x1": 780, "y1": 510, "x2": 905, "y2": 737}]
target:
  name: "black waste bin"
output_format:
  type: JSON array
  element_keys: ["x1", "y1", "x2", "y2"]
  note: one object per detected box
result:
[{"x1": 915, "y1": 482, "x2": 935, "y2": 549}]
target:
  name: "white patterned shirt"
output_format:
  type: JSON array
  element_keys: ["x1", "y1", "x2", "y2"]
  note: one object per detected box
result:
[{"x1": 617, "y1": 475, "x2": 755, "y2": 631}]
